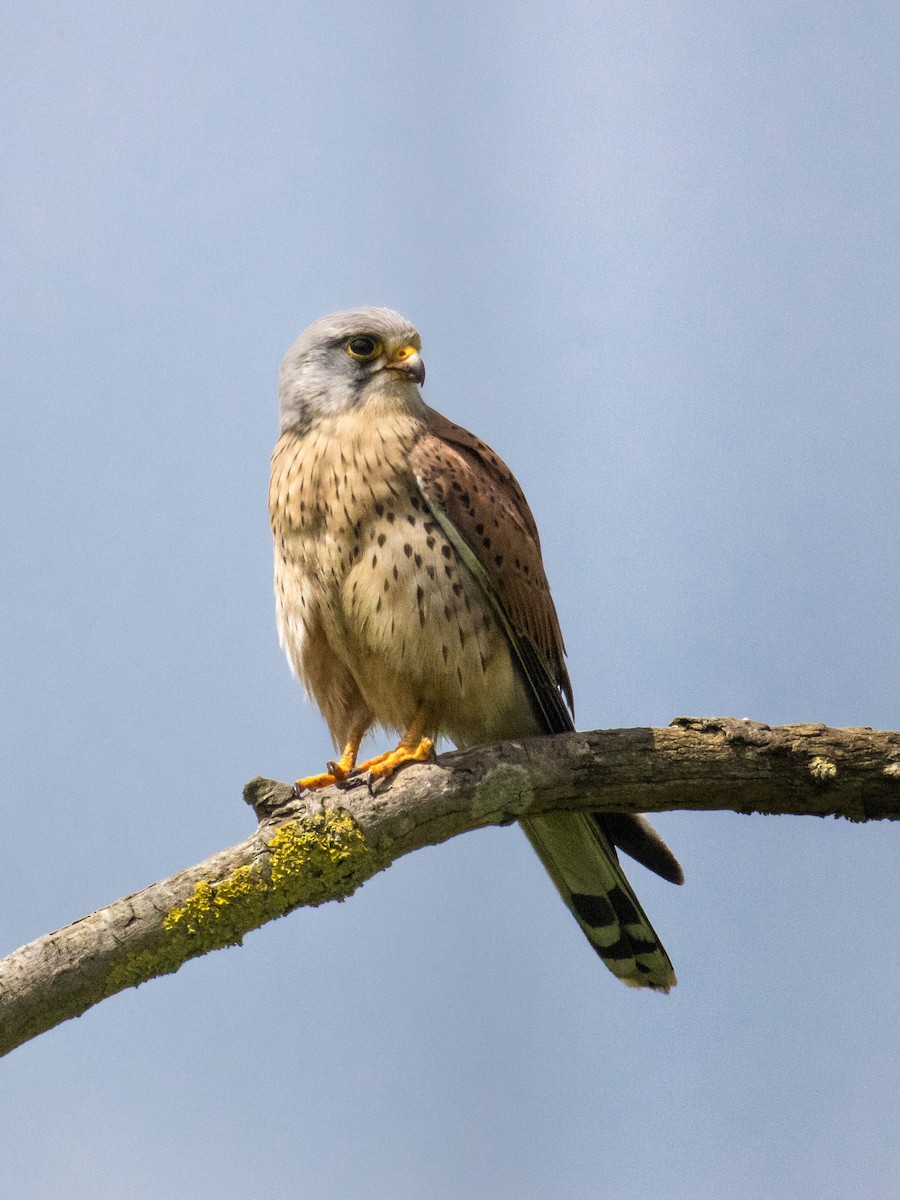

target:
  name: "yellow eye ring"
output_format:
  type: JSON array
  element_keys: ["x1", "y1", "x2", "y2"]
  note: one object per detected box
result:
[{"x1": 346, "y1": 335, "x2": 382, "y2": 360}]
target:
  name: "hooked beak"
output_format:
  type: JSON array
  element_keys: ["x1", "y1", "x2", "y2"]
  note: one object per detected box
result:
[{"x1": 385, "y1": 343, "x2": 426, "y2": 385}]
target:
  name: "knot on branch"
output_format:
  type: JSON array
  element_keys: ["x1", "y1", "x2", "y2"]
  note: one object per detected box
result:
[
  {"x1": 670, "y1": 716, "x2": 781, "y2": 749},
  {"x1": 244, "y1": 776, "x2": 302, "y2": 823}
]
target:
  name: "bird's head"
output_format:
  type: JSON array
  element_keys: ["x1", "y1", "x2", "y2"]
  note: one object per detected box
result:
[{"x1": 278, "y1": 307, "x2": 425, "y2": 432}]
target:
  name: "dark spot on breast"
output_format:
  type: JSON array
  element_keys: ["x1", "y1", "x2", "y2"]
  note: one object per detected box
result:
[
  {"x1": 480, "y1": 653, "x2": 488, "y2": 673},
  {"x1": 407, "y1": 515, "x2": 416, "y2": 526},
  {"x1": 426, "y1": 565, "x2": 436, "y2": 579},
  {"x1": 441, "y1": 545, "x2": 452, "y2": 559},
  {"x1": 482, "y1": 537, "x2": 491, "y2": 549},
  {"x1": 426, "y1": 536, "x2": 436, "y2": 549},
  {"x1": 452, "y1": 582, "x2": 463, "y2": 597},
  {"x1": 374, "y1": 502, "x2": 384, "y2": 516},
  {"x1": 414, "y1": 553, "x2": 422, "y2": 567},
  {"x1": 404, "y1": 543, "x2": 412, "y2": 557},
  {"x1": 384, "y1": 579, "x2": 390, "y2": 592},
  {"x1": 494, "y1": 554, "x2": 503, "y2": 566},
  {"x1": 392, "y1": 565, "x2": 399, "y2": 580},
  {"x1": 444, "y1": 565, "x2": 453, "y2": 578},
  {"x1": 442, "y1": 644, "x2": 449, "y2": 664},
  {"x1": 377, "y1": 533, "x2": 386, "y2": 546},
  {"x1": 386, "y1": 511, "x2": 396, "y2": 523},
  {"x1": 372, "y1": 554, "x2": 378, "y2": 567},
  {"x1": 475, "y1": 523, "x2": 484, "y2": 535}
]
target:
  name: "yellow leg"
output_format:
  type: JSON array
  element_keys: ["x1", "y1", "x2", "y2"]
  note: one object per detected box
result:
[
  {"x1": 326, "y1": 730, "x2": 366, "y2": 782},
  {"x1": 294, "y1": 727, "x2": 366, "y2": 794}
]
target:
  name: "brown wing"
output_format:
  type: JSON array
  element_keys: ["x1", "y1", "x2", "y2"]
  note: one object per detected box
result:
[
  {"x1": 415, "y1": 408, "x2": 682, "y2": 881},
  {"x1": 411, "y1": 406, "x2": 574, "y2": 732},
  {"x1": 414, "y1": 408, "x2": 682, "y2": 984}
]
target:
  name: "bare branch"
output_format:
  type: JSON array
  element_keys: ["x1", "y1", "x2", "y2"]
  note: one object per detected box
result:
[{"x1": 2, "y1": 718, "x2": 898, "y2": 1058}]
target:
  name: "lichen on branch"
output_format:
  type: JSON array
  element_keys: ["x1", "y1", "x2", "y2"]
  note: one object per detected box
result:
[{"x1": 2, "y1": 718, "x2": 900, "y2": 1059}]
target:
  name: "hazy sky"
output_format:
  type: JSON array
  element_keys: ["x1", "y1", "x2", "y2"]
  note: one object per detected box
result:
[{"x1": 2, "y1": 4, "x2": 899, "y2": 1198}]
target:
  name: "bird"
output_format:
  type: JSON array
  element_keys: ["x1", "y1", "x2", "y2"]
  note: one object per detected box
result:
[{"x1": 268, "y1": 307, "x2": 683, "y2": 991}]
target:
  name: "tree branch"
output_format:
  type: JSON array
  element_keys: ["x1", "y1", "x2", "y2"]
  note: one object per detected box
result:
[{"x1": 2, "y1": 718, "x2": 898, "y2": 1057}]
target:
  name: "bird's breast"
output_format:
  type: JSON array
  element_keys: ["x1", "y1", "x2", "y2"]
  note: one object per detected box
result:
[
  {"x1": 269, "y1": 409, "x2": 535, "y2": 743},
  {"x1": 269, "y1": 411, "x2": 424, "y2": 670},
  {"x1": 269, "y1": 410, "x2": 424, "y2": 560}
]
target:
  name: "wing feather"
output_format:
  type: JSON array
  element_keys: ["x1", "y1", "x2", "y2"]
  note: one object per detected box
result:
[
  {"x1": 411, "y1": 405, "x2": 681, "y2": 990},
  {"x1": 411, "y1": 407, "x2": 574, "y2": 730}
]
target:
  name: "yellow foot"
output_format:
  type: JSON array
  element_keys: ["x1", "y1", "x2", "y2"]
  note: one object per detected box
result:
[
  {"x1": 324, "y1": 749, "x2": 358, "y2": 783},
  {"x1": 352, "y1": 738, "x2": 435, "y2": 788},
  {"x1": 295, "y1": 732, "x2": 367, "y2": 794},
  {"x1": 293, "y1": 768, "x2": 344, "y2": 795}
]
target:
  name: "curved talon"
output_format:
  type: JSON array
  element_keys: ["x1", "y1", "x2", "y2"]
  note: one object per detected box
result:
[{"x1": 336, "y1": 773, "x2": 367, "y2": 791}]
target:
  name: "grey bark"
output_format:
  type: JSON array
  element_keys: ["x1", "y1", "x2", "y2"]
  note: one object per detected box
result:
[{"x1": 2, "y1": 717, "x2": 898, "y2": 1059}]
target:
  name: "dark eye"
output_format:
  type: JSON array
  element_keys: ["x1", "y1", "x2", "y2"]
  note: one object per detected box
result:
[{"x1": 346, "y1": 335, "x2": 381, "y2": 359}]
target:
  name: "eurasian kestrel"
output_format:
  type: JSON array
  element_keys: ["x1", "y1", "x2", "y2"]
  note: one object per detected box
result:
[{"x1": 269, "y1": 307, "x2": 682, "y2": 991}]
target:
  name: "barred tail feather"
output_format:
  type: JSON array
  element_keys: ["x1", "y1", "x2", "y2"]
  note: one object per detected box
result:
[{"x1": 520, "y1": 812, "x2": 677, "y2": 992}]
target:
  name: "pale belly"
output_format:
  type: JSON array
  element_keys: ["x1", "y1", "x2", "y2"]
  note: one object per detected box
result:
[{"x1": 276, "y1": 511, "x2": 539, "y2": 746}]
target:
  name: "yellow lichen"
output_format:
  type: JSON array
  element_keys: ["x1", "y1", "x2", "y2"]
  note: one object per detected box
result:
[
  {"x1": 105, "y1": 809, "x2": 381, "y2": 997},
  {"x1": 809, "y1": 756, "x2": 837, "y2": 782}
]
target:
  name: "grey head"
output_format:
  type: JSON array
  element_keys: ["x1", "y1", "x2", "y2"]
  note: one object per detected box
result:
[{"x1": 278, "y1": 306, "x2": 425, "y2": 433}]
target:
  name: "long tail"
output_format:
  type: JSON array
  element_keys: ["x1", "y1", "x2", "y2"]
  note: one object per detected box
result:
[{"x1": 520, "y1": 812, "x2": 677, "y2": 992}]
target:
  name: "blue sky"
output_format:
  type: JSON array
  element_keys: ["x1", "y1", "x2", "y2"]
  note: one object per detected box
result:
[{"x1": 2, "y1": 4, "x2": 899, "y2": 1197}]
